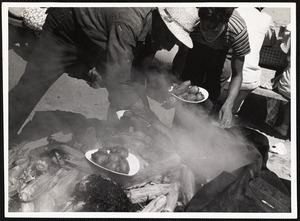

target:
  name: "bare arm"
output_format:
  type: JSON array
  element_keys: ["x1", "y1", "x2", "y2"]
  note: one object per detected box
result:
[{"x1": 219, "y1": 55, "x2": 244, "y2": 128}]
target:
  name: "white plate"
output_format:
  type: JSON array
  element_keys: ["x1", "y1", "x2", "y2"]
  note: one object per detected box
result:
[
  {"x1": 171, "y1": 86, "x2": 209, "y2": 104},
  {"x1": 85, "y1": 149, "x2": 140, "y2": 177}
]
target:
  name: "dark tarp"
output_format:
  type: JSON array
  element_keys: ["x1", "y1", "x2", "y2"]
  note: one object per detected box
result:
[{"x1": 185, "y1": 126, "x2": 291, "y2": 212}]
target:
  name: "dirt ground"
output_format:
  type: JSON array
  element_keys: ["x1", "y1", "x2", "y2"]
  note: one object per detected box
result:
[{"x1": 7, "y1": 7, "x2": 293, "y2": 183}]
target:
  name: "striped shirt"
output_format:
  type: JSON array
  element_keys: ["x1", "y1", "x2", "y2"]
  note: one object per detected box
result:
[{"x1": 191, "y1": 9, "x2": 251, "y2": 57}]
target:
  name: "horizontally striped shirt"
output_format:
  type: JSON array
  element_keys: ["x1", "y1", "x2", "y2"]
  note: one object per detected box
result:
[{"x1": 191, "y1": 9, "x2": 251, "y2": 57}]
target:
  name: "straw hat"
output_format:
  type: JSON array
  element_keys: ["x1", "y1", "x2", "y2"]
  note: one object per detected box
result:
[{"x1": 158, "y1": 7, "x2": 199, "y2": 48}]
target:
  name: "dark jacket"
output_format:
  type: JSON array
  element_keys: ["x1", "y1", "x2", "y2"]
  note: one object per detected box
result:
[
  {"x1": 45, "y1": 7, "x2": 156, "y2": 111},
  {"x1": 72, "y1": 8, "x2": 156, "y2": 110}
]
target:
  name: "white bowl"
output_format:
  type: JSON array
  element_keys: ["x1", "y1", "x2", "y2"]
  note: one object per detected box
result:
[
  {"x1": 171, "y1": 86, "x2": 209, "y2": 104},
  {"x1": 85, "y1": 149, "x2": 140, "y2": 177}
]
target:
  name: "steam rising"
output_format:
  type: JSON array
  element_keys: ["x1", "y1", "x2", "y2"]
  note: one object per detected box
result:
[
  {"x1": 146, "y1": 53, "x2": 262, "y2": 184},
  {"x1": 171, "y1": 103, "x2": 261, "y2": 183}
]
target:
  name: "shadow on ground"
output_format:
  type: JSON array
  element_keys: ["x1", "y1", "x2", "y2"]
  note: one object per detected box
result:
[
  {"x1": 12, "y1": 110, "x2": 107, "y2": 147},
  {"x1": 9, "y1": 24, "x2": 38, "y2": 61}
]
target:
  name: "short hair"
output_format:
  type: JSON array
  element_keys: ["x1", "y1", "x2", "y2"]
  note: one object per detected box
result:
[{"x1": 197, "y1": 7, "x2": 235, "y2": 23}]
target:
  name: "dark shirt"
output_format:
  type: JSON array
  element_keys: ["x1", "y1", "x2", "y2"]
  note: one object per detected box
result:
[{"x1": 72, "y1": 8, "x2": 156, "y2": 110}]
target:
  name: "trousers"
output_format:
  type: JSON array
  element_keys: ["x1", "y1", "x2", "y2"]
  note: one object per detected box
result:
[{"x1": 9, "y1": 8, "x2": 94, "y2": 140}]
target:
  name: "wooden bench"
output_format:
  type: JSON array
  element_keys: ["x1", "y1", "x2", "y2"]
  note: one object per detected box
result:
[{"x1": 251, "y1": 67, "x2": 288, "y2": 102}]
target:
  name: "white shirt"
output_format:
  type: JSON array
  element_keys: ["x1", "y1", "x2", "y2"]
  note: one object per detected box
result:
[{"x1": 236, "y1": 7, "x2": 273, "y2": 84}]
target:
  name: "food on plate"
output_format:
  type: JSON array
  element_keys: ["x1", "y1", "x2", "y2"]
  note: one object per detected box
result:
[
  {"x1": 188, "y1": 85, "x2": 199, "y2": 94},
  {"x1": 116, "y1": 147, "x2": 129, "y2": 158},
  {"x1": 119, "y1": 159, "x2": 130, "y2": 174},
  {"x1": 172, "y1": 82, "x2": 206, "y2": 102},
  {"x1": 105, "y1": 161, "x2": 119, "y2": 172},
  {"x1": 185, "y1": 94, "x2": 197, "y2": 101},
  {"x1": 171, "y1": 80, "x2": 191, "y2": 96},
  {"x1": 94, "y1": 153, "x2": 109, "y2": 166},
  {"x1": 179, "y1": 91, "x2": 205, "y2": 102},
  {"x1": 108, "y1": 153, "x2": 120, "y2": 162},
  {"x1": 195, "y1": 92, "x2": 205, "y2": 101},
  {"x1": 91, "y1": 147, "x2": 130, "y2": 174},
  {"x1": 91, "y1": 149, "x2": 109, "y2": 165}
]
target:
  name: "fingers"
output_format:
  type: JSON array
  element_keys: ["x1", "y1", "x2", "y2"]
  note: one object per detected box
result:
[
  {"x1": 219, "y1": 111, "x2": 232, "y2": 129},
  {"x1": 88, "y1": 68, "x2": 105, "y2": 88},
  {"x1": 221, "y1": 118, "x2": 231, "y2": 129}
]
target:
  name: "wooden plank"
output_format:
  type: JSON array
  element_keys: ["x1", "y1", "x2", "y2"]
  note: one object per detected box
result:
[{"x1": 251, "y1": 87, "x2": 288, "y2": 102}]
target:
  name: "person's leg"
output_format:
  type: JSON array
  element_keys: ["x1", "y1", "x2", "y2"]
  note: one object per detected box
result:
[
  {"x1": 9, "y1": 30, "x2": 78, "y2": 141},
  {"x1": 274, "y1": 102, "x2": 290, "y2": 137}
]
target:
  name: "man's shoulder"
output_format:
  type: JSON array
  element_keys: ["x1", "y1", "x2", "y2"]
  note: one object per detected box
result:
[
  {"x1": 227, "y1": 10, "x2": 247, "y2": 35},
  {"x1": 106, "y1": 7, "x2": 154, "y2": 23},
  {"x1": 74, "y1": 7, "x2": 154, "y2": 24}
]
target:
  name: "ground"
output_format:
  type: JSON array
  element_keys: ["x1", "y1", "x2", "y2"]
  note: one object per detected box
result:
[{"x1": 7, "y1": 7, "x2": 293, "y2": 182}]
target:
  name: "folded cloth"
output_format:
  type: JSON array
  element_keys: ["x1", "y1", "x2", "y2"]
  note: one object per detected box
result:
[{"x1": 265, "y1": 98, "x2": 281, "y2": 126}]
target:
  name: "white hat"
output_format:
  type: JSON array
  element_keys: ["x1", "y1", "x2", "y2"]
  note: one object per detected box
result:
[{"x1": 158, "y1": 7, "x2": 199, "y2": 48}]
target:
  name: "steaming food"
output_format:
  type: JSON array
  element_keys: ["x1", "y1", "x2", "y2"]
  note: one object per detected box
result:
[
  {"x1": 188, "y1": 86, "x2": 199, "y2": 94},
  {"x1": 19, "y1": 173, "x2": 54, "y2": 202},
  {"x1": 171, "y1": 80, "x2": 191, "y2": 96},
  {"x1": 91, "y1": 147, "x2": 130, "y2": 174},
  {"x1": 185, "y1": 94, "x2": 197, "y2": 101},
  {"x1": 195, "y1": 92, "x2": 205, "y2": 101},
  {"x1": 9, "y1": 128, "x2": 197, "y2": 212},
  {"x1": 171, "y1": 82, "x2": 207, "y2": 102},
  {"x1": 35, "y1": 157, "x2": 52, "y2": 172},
  {"x1": 179, "y1": 91, "x2": 205, "y2": 102},
  {"x1": 119, "y1": 159, "x2": 130, "y2": 174}
]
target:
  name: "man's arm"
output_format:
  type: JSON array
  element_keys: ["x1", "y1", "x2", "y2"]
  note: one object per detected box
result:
[
  {"x1": 104, "y1": 22, "x2": 158, "y2": 124},
  {"x1": 104, "y1": 22, "x2": 139, "y2": 110},
  {"x1": 219, "y1": 55, "x2": 244, "y2": 128}
]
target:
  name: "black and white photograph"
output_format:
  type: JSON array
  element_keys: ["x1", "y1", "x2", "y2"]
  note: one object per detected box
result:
[{"x1": 3, "y1": 1, "x2": 297, "y2": 219}]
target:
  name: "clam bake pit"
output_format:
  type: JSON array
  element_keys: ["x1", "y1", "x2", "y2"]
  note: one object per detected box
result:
[{"x1": 8, "y1": 7, "x2": 292, "y2": 213}]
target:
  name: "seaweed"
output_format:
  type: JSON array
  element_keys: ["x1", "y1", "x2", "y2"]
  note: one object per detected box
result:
[{"x1": 73, "y1": 174, "x2": 139, "y2": 212}]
